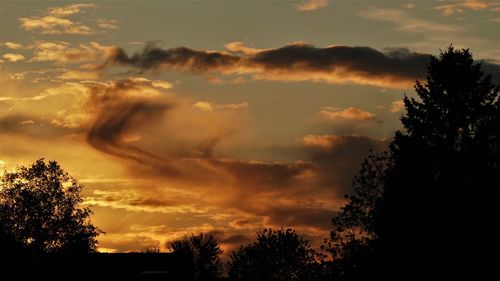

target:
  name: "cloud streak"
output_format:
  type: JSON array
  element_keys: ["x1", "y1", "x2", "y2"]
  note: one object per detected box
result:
[
  {"x1": 435, "y1": 0, "x2": 499, "y2": 16},
  {"x1": 102, "y1": 42, "x2": 434, "y2": 88},
  {"x1": 319, "y1": 106, "x2": 375, "y2": 121},
  {"x1": 294, "y1": 0, "x2": 329, "y2": 12}
]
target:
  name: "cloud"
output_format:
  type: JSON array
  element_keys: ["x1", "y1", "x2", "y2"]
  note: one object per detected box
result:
[
  {"x1": 192, "y1": 101, "x2": 248, "y2": 111},
  {"x1": 58, "y1": 70, "x2": 100, "y2": 80},
  {"x1": 435, "y1": 0, "x2": 499, "y2": 16},
  {"x1": 47, "y1": 3, "x2": 95, "y2": 17},
  {"x1": 97, "y1": 19, "x2": 118, "y2": 30},
  {"x1": 102, "y1": 42, "x2": 434, "y2": 88},
  {"x1": 294, "y1": 0, "x2": 329, "y2": 12},
  {"x1": 0, "y1": 114, "x2": 82, "y2": 138},
  {"x1": 83, "y1": 79, "x2": 178, "y2": 172},
  {"x1": 87, "y1": 98, "x2": 174, "y2": 167},
  {"x1": 19, "y1": 15, "x2": 94, "y2": 35},
  {"x1": 403, "y1": 3, "x2": 416, "y2": 9},
  {"x1": 2, "y1": 53, "x2": 25, "y2": 62},
  {"x1": 225, "y1": 41, "x2": 267, "y2": 55},
  {"x1": 319, "y1": 106, "x2": 375, "y2": 121},
  {"x1": 359, "y1": 7, "x2": 463, "y2": 33},
  {"x1": 32, "y1": 41, "x2": 114, "y2": 64},
  {"x1": 20, "y1": 120, "x2": 35, "y2": 125},
  {"x1": 302, "y1": 134, "x2": 390, "y2": 195},
  {"x1": 390, "y1": 100, "x2": 405, "y2": 113},
  {"x1": 18, "y1": 3, "x2": 116, "y2": 35},
  {"x1": 3, "y1": 76, "x2": 392, "y2": 252},
  {"x1": 85, "y1": 189, "x2": 207, "y2": 214},
  {"x1": 3, "y1": 42, "x2": 23, "y2": 49}
]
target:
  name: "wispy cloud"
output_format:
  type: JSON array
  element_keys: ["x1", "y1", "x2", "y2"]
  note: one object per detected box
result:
[
  {"x1": 97, "y1": 19, "x2": 118, "y2": 30},
  {"x1": 359, "y1": 7, "x2": 463, "y2": 33},
  {"x1": 47, "y1": 3, "x2": 95, "y2": 17},
  {"x1": 294, "y1": 0, "x2": 329, "y2": 12},
  {"x1": 435, "y1": 0, "x2": 499, "y2": 16},
  {"x1": 193, "y1": 101, "x2": 249, "y2": 112},
  {"x1": 319, "y1": 106, "x2": 375, "y2": 121},
  {"x1": 389, "y1": 100, "x2": 405, "y2": 113}
]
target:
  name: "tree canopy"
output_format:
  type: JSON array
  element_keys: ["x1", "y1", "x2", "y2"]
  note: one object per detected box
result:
[
  {"x1": 0, "y1": 159, "x2": 101, "y2": 258},
  {"x1": 228, "y1": 228, "x2": 327, "y2": 281},
  {"x1": 168, "y1": 233, "x2": 223, "y2": 281},
  {"x1": 328, "y1": 46, "x2": 500, "y2": 279}
]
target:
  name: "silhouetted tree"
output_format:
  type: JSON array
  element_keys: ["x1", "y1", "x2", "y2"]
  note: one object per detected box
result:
[
  {"x1": 228, "y1": 228, "x2": 327, "y2": 281},
  {"x1": 0, "y1": 159, "x2": 101, "y2": 261},
  {"x1": 325, "y1": 151, "x2": 391, "y2": 278},
  {"x1": 168, "y1": 233, "x2": 223, "y2": 280},
  {"x1": 328, "y1": 46, "x2": 500, "y2": 278}
]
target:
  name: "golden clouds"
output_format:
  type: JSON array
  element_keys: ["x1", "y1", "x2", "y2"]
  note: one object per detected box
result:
[
  {"x1": 192, "y1": 101, "x2": 248, "y2": 112},
  {"x1": 20, "y1": 15, "x2": 93, "y2": 35},
  {"x1": 18, "y1": 3, "x2": 116, "y2": 35},
  {"x1": 32, "y1": 41, "x2": 114, "y2": 64},
  {"x1": 225, "y1": 41, "x2": 267, "y2": 55},
  {"x1": 96, "y1": 19, "x2": 119, "y2": 30},
  {"x1": 3, "y1": 42, "x2": 23, "y2": 49},
  {"x1": 319, "y1": 106, "x2": 375, "y2": 121},
  {"x1": 47, "y1": 4, "x2": 96, "y2": 17},
  {"x1": 0, "y1": 72, "x2": 391, "y2": 254},
  {"x1": 2, "y1": 53, "x2": 25, "y2": 62},
  {"x1": 58, "y1": 70, "x2": 100, "y2": 80},
  {"x1": 85, "y1": 189, "x2": 208, "y2": 214}
]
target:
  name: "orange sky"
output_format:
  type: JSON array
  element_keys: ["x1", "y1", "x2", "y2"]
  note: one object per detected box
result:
[{"x1": 1, "y1": 0, "x2": 499, "y2": 255}]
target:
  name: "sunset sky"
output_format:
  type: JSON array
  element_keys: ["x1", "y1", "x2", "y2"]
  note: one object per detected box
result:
[{"x1": 1, "y1": 0, "x2": 499, "y2": 255}]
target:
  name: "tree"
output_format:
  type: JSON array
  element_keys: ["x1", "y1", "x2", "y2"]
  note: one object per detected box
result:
[
  {"x1": 227, "y1": 228, "x2": 327, "y2": 281},
  {"x1": 0, "y1": 159, "x2": 101, "y2": 259},
  {"x1": 325, "y1": 151, "x2": 391, "y2": 279},
  {"x1": 168, "y1": 233, "x2": 223, "y2": 280},
  {"x1": 328, "y1": 47, "x2": 500, "y2": 278}
]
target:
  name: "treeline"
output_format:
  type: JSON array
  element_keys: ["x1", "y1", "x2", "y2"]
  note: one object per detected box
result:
[{"x1": 1, "y1": 46, "x2": 499, "y2": 280}]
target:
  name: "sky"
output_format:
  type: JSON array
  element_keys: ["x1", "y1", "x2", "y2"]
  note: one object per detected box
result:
[{"x1": 0, "y1": 0, "x2": 499, "y2": 256}]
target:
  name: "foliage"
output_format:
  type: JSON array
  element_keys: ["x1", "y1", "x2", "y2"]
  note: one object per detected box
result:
[
  {"x1": 327, "y1": 46, "x2": 500, "y2": 278},
  {"x1": 228, "y1": 228, "x2": 327, "y2": 281},
  {"x1": 168, "y1": 233, "x2": 223, "y2": 280},
  {"x1": 0, "y1": 159, "x2": 100, "y2": 256}
]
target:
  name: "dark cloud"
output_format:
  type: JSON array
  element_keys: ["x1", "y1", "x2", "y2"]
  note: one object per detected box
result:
[
  {"x1": 209, "y1": 158, "x2": 313, "y2": 189},
  {"x1": 304, "y1": 135, "x2": 391, "y2": 195},
  {"x1": 87, "y1": 99, "x2": 174, "y2": 167},
  {"x1": 102, "y1": 43, "x2": 500, "y2": 87},
  {"x1": 250, "y1": 45, "x2": 429, "y2": 80},
  {"x1": 106, "y1": 44, "x2": 240, "y2": 72},
  {"x1": 102, "y1": 43, "x2": 436, "y2": 88}
]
